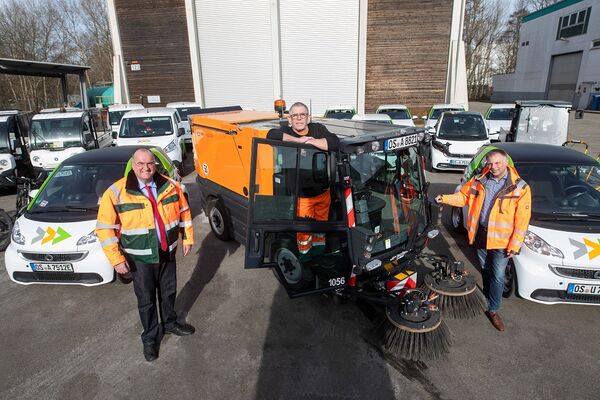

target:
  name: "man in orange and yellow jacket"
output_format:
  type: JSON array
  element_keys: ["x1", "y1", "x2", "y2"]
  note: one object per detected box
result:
[
  {"x1": 436, "y1": 149, "x2": 531, "y2": 331},
  {"x1": 96, "y1": 148, "x2": 194, "y2": 362}
]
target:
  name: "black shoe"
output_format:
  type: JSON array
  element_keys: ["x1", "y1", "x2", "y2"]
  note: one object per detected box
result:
[
  {"x1": 164, "y1": 322, "x2": 195, "y2": 336},
  {"x1": 143, "y1": 343, "x2": 158, "y2": 362}
]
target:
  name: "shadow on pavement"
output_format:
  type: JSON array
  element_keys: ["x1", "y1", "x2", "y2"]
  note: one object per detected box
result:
[{"x1": 175, "y1": 232, "x2": 240, "y2": 320}]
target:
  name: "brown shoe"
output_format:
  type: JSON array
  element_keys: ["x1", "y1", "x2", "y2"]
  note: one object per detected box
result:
[{"x1": 485, "y1": 311, "x2": 505, "y2": 331}]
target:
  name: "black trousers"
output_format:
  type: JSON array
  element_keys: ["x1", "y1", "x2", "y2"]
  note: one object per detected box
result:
[{"x1": 130, "y1": 253, "x2": 178, "y2": 345}]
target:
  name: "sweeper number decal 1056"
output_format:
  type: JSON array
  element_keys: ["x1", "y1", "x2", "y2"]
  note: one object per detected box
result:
[
  {"x1": 328, "y1": 277, "x2": 345, "y2": 287},
  {"x1": 385, "y1": 134, "x2": 418, "y2": 151}
]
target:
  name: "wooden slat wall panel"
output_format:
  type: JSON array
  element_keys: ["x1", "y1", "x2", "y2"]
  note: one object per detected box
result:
[
  {"x1": 365, "y1": 0, "x2": 454, "y2": 114},
  {"x1": 114, "y1": 0, "x2": 194, "y2": 106}
]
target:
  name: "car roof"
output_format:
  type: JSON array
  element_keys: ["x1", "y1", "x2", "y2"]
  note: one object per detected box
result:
[
  {"x1": 33, "y1": 111, "x2": 85, "y2": 120},
  {"x1": 431, "y1": 103, "x2": 465, "y2": 109},
  {"x1": 515, "y1": 100, "x2": 572, "y2": 108},
  {"x1": 120, "y1": 107, "x2": 177, "y2": 118},
  {"x1": 492, "y1": 143, "x2": 597, "y2": 164},
  {"x1": 61, "y1": 145, "x2": 167, "y2": 164},
  {"x1": 166, "y1": 102, "x2": 202, "y2": 108},
  {"x1": 376, "y1": 104, "x2": 409, "y2": 110},
  {"x1": 324, "y1": 105, "x2": 355, "y2": 112},
  {"x1": 109, "y1": 103, "x2": 144, "y2": 111},
  {"x1": 440, "y1": 111, "x2": 484, "y2": 119},
  {"x1": 488, "y1": 103, "x2": 515, "y2": 109},
  {"x1": 352, "y1": 113, "x2": 392, "y2": 121}
]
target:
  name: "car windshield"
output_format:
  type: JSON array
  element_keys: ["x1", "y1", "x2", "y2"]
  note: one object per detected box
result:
[
  {"x1": 29, "y1": 163, "x2": 125, "y2": 214},
  {"x1": 0, "y1": 122, "x2": 10, "y2": 153},
  {"x1": 350, "y1": 146, "x2": 427, "y2": 255},
  {"x1": 431, "y1": 107, "x2": 464, "y2": 119},
  {"x1": 176, "y1": 107, "x2": 202, "y2": 119},
  {"x1": 438, "y1": 114, "x2": 487, "y2": 140},
  {"x1": 119, "y1": 116, "x2": 174, "y2": 138},
  {"x1": 30, "y1": 117, "x2": 83, "y2": 150},
  {"x1": 487, "y1": 108, "x2": 513, "y2": 120},
  {"x1": 515, "y1": 106, "x2": 569, "y2": 145},
  {"x1": 379, "y1": 109, "x2": 410, "y2": 120},
  {"x1": 109, "y1": 110, "x2": 129, "y2": 126},
  {"x1": 516, "y1": 162, "x2": 600, "y2": 216},
  {"x1": 325, "y1": 110, "x2": 354, "y2": 119}
]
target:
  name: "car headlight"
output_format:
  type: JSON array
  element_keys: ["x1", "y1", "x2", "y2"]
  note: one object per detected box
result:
[
  {"x1": 12, "y1": 221, "x2": 25, "y2": 245},
  {"x1": 32, "y1": 156, "x2": 40, "y2": 162},
  {"x1": 164, "y1": 140, "x2": 177, "y2": 153},
  {"x1": 524, "y1": 231, "x2": 563, "y2": 258},
  {"x1": 0, "y1": 160, "x2": 8, "y2": 166},
  {"x1": 76, "y1": 230, "x2": 97, "y2": 246}
]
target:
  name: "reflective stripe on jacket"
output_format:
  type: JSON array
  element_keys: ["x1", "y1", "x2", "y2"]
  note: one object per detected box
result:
[
  {"x1": 441, "y1": 165, "x2": 531, "y2": 253},
  {"x1": 96, "y1": 171, "x2": 194, "y2": 266}
]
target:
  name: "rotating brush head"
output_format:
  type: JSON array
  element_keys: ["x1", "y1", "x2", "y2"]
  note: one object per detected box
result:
[
  {"x1": 370, "y1": 289, "x2": 451, "y2": 362},
  {"x1": 422, "y1": 257, "x2": 486, "y2": 319}
]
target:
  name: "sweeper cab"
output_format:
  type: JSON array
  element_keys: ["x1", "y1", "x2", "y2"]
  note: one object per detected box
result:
[{"x1": 191, "y1": 101, "x2": 483, "y2": 361}]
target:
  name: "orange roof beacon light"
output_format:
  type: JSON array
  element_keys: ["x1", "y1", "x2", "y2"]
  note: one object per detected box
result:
[{"x1": 274, "y1": 99, "x2": 286, "y2": 118}]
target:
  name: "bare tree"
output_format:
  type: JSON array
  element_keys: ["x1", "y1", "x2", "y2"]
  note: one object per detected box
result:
[
  {"x1": 495, "y1": 0, "x2": 529, "y2": 74},
  {"x1": 529, "y1": 0, "x2": 559, "y2": 11}
]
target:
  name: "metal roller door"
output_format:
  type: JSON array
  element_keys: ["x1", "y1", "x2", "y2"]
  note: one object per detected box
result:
[
  {"x1": 194, "y1": 0, "x2": 274, "y2": 110},
  {"x1": 279, "y1": 0, "x2": 360, "y2": 116},
  {"x1": 547, "y1": 52, "x2": 583, "y2": 102}
]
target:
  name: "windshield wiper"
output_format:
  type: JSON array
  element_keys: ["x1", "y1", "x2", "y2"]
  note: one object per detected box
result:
[{"x1": 29, "y1": 206, "x2": 97, "y2": 214}]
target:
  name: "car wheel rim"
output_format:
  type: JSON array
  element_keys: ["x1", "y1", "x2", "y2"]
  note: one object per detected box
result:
[
  {"x1": 209, "y1": 207, "x2": 224, "y2": 236},
  {"x1": 275, "y1": 248, "x2": 302, "y2": 284}
]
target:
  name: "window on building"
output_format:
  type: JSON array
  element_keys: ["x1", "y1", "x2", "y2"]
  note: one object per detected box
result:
[
  {"x1": 556, "y1": 7, "x2": 591, "y2": 40},
  {"x1": 592, "y1": 39, "x2": 600, "y2": 50}
]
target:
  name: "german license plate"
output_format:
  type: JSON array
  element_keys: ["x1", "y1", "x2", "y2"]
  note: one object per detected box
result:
[
  {"x1": 29, "y1": 263, "x2": 74, "y2": 272},
  {"x1": 384, "y1": 134, "x2": 418, "y2": 151},
  {"x1": 567, "y1": 283, "x2": 600, "y2": 295},
  {"x1": 449, "y1": 159, "x2": 469, "y2": 166}
]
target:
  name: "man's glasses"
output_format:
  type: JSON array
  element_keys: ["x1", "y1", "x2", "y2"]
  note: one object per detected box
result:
[{"x1": 290, "y1": 113, "x2": 308, "y2": 119}]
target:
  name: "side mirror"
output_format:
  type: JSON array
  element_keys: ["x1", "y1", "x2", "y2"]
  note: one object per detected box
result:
[
  {"x1": 575, "y1": 109, "x2": 584, "y2": 119},
  {"x1": 312, "y1": 152, "x2": 329, "y2": 186},
  {"x1": 421, "y1": 115, "x2": 427, "y2": 120},
  {"x1": 29, "y1": 189, "x2": 39, "y2": 199},
  {"x1": 178, "y1": 127, "x2": 185, "y2": 137},
  {"x1": 490, "y1": 138, "x2": 501, "y2": 143},
  {"x1": 412, "y1": 116, "x2": 418, "y2": 120},
  {"x1": 112, "y1": 131, "x2": 117, "y2": 139}
]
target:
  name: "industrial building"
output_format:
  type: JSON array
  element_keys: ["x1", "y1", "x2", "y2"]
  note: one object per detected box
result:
[
  {"x1": 492, "y1": 0, "x2": 600, "y2": 109},
  {"x1": 107, "y1": 0, "x2": 468, "y2": 115}
]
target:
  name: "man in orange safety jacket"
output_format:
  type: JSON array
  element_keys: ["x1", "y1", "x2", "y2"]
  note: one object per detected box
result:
[{"x1": 436, "y1": 149, "x2": 531, "y2": 331}]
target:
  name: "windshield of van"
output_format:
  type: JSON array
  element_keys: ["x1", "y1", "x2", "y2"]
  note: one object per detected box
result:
[
  {"x1": 109, "y1": 110, "x2": 129, "y2": 126},
  {"x1": 516, "y1": 162, "x2": 600, "y2": 217},
  {"x1": 431, "y1": 108, "x2": 464, "y2": 119},
  {"x1": 438, "y1": 114, "x2": 487, "y2": 140},
  {"x1": 30, "y1": 117, "x2": 83, "y2": 150},
  {"x1": 515, "y1": 106, "x2": 569, "y2": 145},
  {"x1": 119, "y1": 116, "x2": 174, "y2": 138},
  {"x1": 349, "y1": 146, "x2": 427, "y2": 255},
  {"x1": 29, "y1": 163, "x2": 125, "y2": 214},
  {"x1": 379, "y1": 109, "x2": 411, "y2": 120},
  {"x1": 176, "y1": 107, "x2": 202, "y2": 120},
  {"x1": 0, "y1": 122, "x2": 10, "y2": 153},
  {"x1": 487, "y1": 108, "x2": 513, "y2": 120}
]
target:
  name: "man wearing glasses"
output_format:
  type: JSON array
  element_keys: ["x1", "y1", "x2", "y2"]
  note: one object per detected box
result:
[{"x1": 267, "y1": 102, "x2": 340, "y2": 261}]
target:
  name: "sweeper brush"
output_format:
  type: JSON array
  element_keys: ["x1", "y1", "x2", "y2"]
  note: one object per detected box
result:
[
  {"x1": 372, "y1": 289, "x2": 451, "y2": 361},
  {"x1": 422, "y1": 256, "x2": 486, "y2": 319}
]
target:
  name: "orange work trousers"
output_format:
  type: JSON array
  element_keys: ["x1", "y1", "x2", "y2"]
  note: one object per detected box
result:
[{"x1": 296, "y1": 190, "x2": 331, "y2": 260}]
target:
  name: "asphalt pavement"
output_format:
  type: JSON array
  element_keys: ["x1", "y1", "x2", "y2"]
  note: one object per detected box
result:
[{"x1": 0, "y1": 109, "x2": 599, "y2": 400}]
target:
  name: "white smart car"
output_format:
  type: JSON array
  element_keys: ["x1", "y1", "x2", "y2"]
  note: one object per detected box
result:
[
  {"x1": 423, "y1": 103, "x2": 466, "y2": 128},
  {"x1": 166, "y1": 102, "x2": 203, "y2": 146},
  {"x1": 323, "y1": 105, "x2": 356, "y2": 120},
  {"x1": 484, "y1": 103, "x2": 515, "y2": 141},
  {"x1": 351, "y1": 113, "x2": 393, "y2": 124},
  {"x1": 107, "y1": 103, "x2": 145, "y2": 144},
  {"x1": 423, "y1": 112, "x2": 489, "y2": 171},
  {"x1": 451, "y1": 143, "x2": 600, "y2": 305},
  {"x1": 4, "y1": 146, "x2": 182, "y2": 286},
  {"x1": 375, "y1": 104, "x2": 416, "y2": 126},
  {"x1": 115, "y1": 108, "x2": 185, "y2": 171}
]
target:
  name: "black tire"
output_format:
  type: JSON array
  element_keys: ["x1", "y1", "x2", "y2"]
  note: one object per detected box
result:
[
  {"x1": 451, "y1": 206, "x2": 466, "y2": 234},
  {"x1": 0, "y1": 209, "x2": 14, "y2": 251},
  {"x1": 208, "y1": 200, "x2": 231, "y2": 241},
  {"x1": 272, "y1": 246, "x2": 312, "y2": 291},
  {"x1": 503, "y1": 260, "x2": 515, "y2": 298}
]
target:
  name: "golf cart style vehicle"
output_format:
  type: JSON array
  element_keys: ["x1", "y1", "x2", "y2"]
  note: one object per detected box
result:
[
  {"x1": 484, "y1": 103, "x2": 515, "y2": 141},
  {"x1": 0, "y1": 110, "x2": 34, "y2": 188},
  {"x1": 166, "y1": 102, "x2": 203, "y2": 146},
  {"x1": 452, "y1": 143, "x2": 600, "y2": 305},
  {"x1": 376, "y1": 104, "x2": 416, "y2": 126},
  {"x1": 323, "y1": 105, "x2": 356, "y2": 120},
  {"x1": 115, "y1": 108, "x2": 186, "y2": 171},
  {"x1": 500, "y1": 100, "x2": 574, "y2": 145},
  {"x1": 423, "y1": 103, "x2": 466, "y2": 128},
  {"x1": 4, "y1": 146, "x2": 182, "y2": 286},
  {"x1": 29, "y1": 108, "x2": 112, "y2": 175},
  {"x1": 422, "y1": 111, "x2": 490, "y2": 171},
  {"x1": 190, "y1": 102, "x2": 486, "y2": 361},
  {"x1": 107, "y1": 103, "x2": 144, "y2": 144}
]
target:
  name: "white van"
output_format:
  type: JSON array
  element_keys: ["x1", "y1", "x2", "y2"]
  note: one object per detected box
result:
[
  {"x1": 115, "y1": 108, "x2": 185, "y2": 170},
  {"x1": 29, "y1": 108, "x2": 112, "y2": 175},
  {"x1": 108, "y1": 103, "x2": 144, "y2": 144},
  {"x1": 166, "y1": 102, "x2": 202, "y2": 146}
]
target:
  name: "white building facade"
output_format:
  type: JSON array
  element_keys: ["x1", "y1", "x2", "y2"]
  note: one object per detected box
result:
[{"x1": 492, "y1": 0, "x2": 600, "y2": 109}]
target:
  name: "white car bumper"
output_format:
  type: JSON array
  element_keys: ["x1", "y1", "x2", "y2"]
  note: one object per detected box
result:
[{"x1": 431, "y1": 147, "x2": 471, "y2": 171}]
